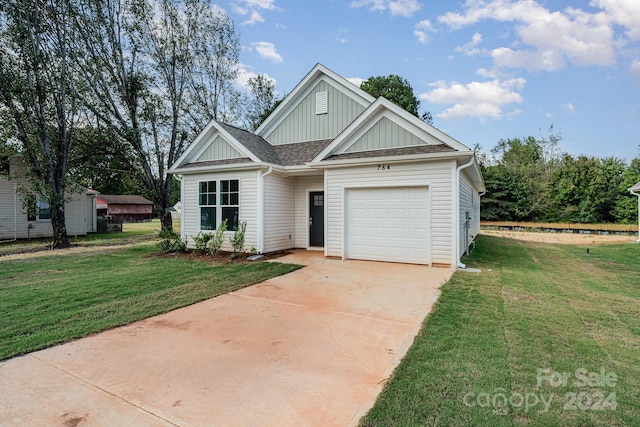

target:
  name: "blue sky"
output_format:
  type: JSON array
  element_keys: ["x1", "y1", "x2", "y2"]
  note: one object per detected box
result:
[{"x1": 221, "y1": 0, "x2": 640, "y2": 161}]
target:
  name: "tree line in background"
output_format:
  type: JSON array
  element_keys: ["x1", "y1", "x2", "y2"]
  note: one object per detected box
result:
[
  {"x1": 0, "y1": 0, "x2": 276, "y2": 248},
  {"x1": 480, "y1": 128, "x2": 640, "y2": 224}
]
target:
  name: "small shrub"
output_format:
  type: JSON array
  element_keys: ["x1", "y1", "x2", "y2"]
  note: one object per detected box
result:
[
  {"x1": 209, "y1": 219, "x2": 227, "y2": 254},
  {"x1": 230, "y1": 221, "x2": 247, "y2": 255},
  {"x1": 158, "y1": 232, "x2": 187, "y2": 253},
  {"x1": 193, "y1": 232, "x2": 213, "y2": 254}
]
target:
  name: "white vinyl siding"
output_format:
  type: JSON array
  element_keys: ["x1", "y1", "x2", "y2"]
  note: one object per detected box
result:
[
  {"x1": 459, "y1": 173, "x2": 474, "y2": 257},
  {"x1": 293, "y1": 175, "x2": 324, "y2": 248},
  {"x1": 197, "y1": 135, "x2": 242, "y2": 162},
  {"x1": 182, "y1": 170, "x2": 258, "y2": 251},
  {"x1": 263, "y1": 173, "x2": 295, "y2": 253},
  {"x1": 0, "y1": 161, "x2": 92, "y2": 240},
  {"x1": 326, "y1": 160, "x2": 455, "y2": 266},
  {"x1": 264, "y1": 80, "x2": 366, "y2": 145}
]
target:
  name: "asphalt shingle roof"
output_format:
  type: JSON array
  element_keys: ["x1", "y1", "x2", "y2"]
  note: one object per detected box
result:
[
  {"x1": 96, "y1": 195, "x2": 153, "y2": 205},
  {"x1": 273, "y1": 140, "x2": 333, "y2": 165},
  {"x1": 325, "y1": 144, "x2": 455, "y2": 161}
]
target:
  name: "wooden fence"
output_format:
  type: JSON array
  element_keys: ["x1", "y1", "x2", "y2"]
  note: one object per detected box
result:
[{"x1": 481, "y1": 221, "x2": 638, "y2": 235}]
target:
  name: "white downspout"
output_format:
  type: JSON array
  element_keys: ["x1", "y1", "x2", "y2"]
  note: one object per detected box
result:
[
  {"x1": 258, "y1": 167, "x2": 273, "y2": 254},
  {"x1": 175, "y1": 174, "x2": 184, "y2": 240},
  {"x1": 0, "y1": 183, "x2": 18, "y2": 244},
  {"x1": 455, "y1": 156, "x2": 475, "y2": 269},
  {"x1": 630, "y1": 187, "x2": 640, "y2": 243}
]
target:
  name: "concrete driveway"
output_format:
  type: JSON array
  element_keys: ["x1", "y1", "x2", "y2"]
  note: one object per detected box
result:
[{"x1": 0, "y1": 251, "x2": 451, "y2": 427}]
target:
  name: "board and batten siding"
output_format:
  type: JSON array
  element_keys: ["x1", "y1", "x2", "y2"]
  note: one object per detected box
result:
[
  {"x1": 197, "y1": 135, "x2": 242, "y2": 162},
  {"x1": 263, "y1": 173, "x2": 295, "y2": 253},
  {"x1": 459, "y1": 172, "x2": 474, "y2": 257},
  {"x1": 264, "y1": 80, "x2": 366, "y2": 145},
  {"x1": 344, "y1": 116, "x2": 439, "y2": 153},
  {"x1": 181, "y1": 170, "x2": 258, "y2": 251},
  {"x1": 293, "y1": 174, "x2": 324, "y2": 248},
  {"x1": 0, "y1": 161, "x2": 92, "y2": 240},
  {"x1": 325, "y1": 160, "x2": 455, "y2": 266}
]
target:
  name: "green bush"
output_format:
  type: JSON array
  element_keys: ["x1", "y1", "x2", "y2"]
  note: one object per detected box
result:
[
  {"x1": 230, "y1": 221, "x2": 247, "y2": 255},
  {"x1": 193, "y1": 232, "x2": 213, "y2": 254},
  {"x1": 209, "y1": 219, "x2": 227, "y2": 254},
  {"x1": 158, "y1": 232, "x2": 187, "y2": 253}
]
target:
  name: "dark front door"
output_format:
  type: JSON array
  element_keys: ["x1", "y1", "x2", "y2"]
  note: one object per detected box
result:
[{"x1": 309, "y1": 191, "x2": 324, "y2": 247}]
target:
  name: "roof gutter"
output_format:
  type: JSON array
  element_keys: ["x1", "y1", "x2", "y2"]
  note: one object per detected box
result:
[
  {"x1": 306, "y1": 150, "x2": 474, "y2": 169},
  {"x1": 455, "y1": 155, "x2": 475, "y2": 269}
]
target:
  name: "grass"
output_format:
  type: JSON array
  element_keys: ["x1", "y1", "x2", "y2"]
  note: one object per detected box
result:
[
  {"x1": 361, "y1": 235, "x2": 640, "y2": 426},
  {"x1": 0, "y1": 240, "x2": 299, "y2": 361},
  {"x1": 0, "y1": 219, "x2": 173, "y2": 256}
]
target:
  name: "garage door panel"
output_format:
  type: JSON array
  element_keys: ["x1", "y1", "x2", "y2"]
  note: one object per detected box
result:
[{"x1": 345, "y1": 187, "x2": 430, "y2": 265}]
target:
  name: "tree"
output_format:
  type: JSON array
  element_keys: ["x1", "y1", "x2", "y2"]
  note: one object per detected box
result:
[
  {"x1": 74, "y1": 0, "x2": 241, "y2": 232},
  {"x1": 242, "y1": 74, "x2": 276, "y2": 131},
  {"x1": 360, "y1": 74, "x2": 433, "y2": 123},
  {"x1": 0, "y1": 0, "x2": 81, "y2": 249},
  {"x1": 612, "y1": 158, "x2": 640, "y2": 223}
]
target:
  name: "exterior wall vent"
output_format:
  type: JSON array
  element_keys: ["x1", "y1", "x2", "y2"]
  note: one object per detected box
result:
[{"x1": 316, "y1": 91, "x2": 328, "y2": 115}]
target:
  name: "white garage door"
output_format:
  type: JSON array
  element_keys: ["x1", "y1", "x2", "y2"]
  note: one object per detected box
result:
[{"x1": 345, "y1": 186, "x2": 429, "y2": 264}]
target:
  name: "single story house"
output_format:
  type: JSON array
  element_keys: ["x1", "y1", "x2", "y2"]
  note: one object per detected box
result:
[
  {"x1": 169, "y1": 64, "x2": 484, "y2": 268},
  {"x1": 96, "y1": 195, "x2": 154, "y2": 222},
  {"x1": 0, "y1": 157, "x2": 98, "y2": 241}
]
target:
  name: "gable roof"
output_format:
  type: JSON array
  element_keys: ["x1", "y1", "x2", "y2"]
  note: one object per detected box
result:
[
  {"x1": 96, "y1": 195, "x2": 153, "y2": 205},
  {"x1": 255, "y1": 64, "x2": 375, "y2": 139},
  {"x1": 311, "y1": 97, "x2": 470, "y2": 163}
]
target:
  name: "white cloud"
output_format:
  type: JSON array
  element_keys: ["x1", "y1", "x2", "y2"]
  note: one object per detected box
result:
[
  {"x1": 232, "y1": 0, "x2": 278, "y2": 25},
  {"x1": 561, "y1": 103, "x2": 575, "y2": 114},
  {"x1": 236, "y1": 63, "x2": 277, "y2": 90},
  {"x1": 414, "y1": 20, "x2": 433, "y2": 44},
  {"x1": 590, "y1": 0, "x2": 640, "y2": 40},
  {"x1": 252, "y1": 41, "x2": 283, "y2": 63},
  {"x1": 389, "y1": 0, "x2": 421, "y2": 17},
  {"x1": 438, "y1": 1, "x2": 616, "y2": 71},
  {"x1": 347, "y1": 77, "x2": 364, "y2": 87},
  {"x1": 351, "y1": 0, "x2": 421, "y2": 17},
  {"x1": 455, "y1": 32, "x2": 483, "y2": 56},
  {"x1": 631, "y1": 60, "x2": 640, "y2": 83},
  {"x1": 421, "y1": 78, "x2": 526, "y2": 120},
  {"x1": 243, "y1": 10, "x2": 264, "y2": 25}
]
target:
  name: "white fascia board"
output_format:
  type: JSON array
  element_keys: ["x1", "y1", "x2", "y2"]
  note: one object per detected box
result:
[
  {"x1": 170, "y1": 119, "x2": 218, "y2": 170},
  {"x1": 629, "y1": 182, "x2": 640, "y2": 193},
  {"x1": 171, "y1": 120, "x2": 261, "y2": 170},
  {"x1": 307, "y1": 150, "x2": 474, "y2": 169},
  {"x1": 169, "y1": 161, "x2": 286, "y2": 175},
  {"x1": 311, "y1": 97, "x2": 471, "y2": 163},
  {"x1": 255, "y1": 63, "x2": 375, "y2": 138}
]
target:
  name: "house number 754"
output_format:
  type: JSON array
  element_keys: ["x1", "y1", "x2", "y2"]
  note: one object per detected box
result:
[{"x1": 377, "y1": 164, "x2": 391, "y2": 170}]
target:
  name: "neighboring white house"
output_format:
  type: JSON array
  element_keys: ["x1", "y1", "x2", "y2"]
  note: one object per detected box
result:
[
  {"x1": 169, "y1": 64, "x2": 484, "y2": 268},
  {"x1": 0, "y1": 157, "x2": 98, "y2": 241}
]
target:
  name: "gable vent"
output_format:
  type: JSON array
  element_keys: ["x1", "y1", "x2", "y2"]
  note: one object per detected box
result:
[{"x1": 316, "y1": 91, "x2": 328, "y2": 115}]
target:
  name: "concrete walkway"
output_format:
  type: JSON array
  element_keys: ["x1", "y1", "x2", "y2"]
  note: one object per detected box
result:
[{"x1": 0, "y1": 251, "x2": 452, "y2": 427}]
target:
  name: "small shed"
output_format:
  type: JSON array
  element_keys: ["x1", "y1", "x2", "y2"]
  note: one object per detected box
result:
[{"x1": 96, "y1": 195, "x2": 153, "y2": 222}]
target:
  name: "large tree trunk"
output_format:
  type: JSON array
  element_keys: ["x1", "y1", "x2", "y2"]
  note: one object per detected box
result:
[
  {"x1": 159, "y1": 208, "x2": 173, "y2": 233},
  {"x1": 50, "y1": 199, "x2": 70, "y2": 249}
]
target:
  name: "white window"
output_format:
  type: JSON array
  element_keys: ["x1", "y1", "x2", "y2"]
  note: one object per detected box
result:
[
  {"x1": 27, "y1": 196, "x2": 51, "y2": 221},
  {"x1": 198, "y1": 179, "x2": 239, "y2": 231}
]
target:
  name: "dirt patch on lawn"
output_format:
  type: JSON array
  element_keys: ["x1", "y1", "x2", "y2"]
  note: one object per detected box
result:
[
  {"x1": 0, "y1": 243, "x2": 147, "y2": 261},
  {"x1": 481, "y1": 230, "x2": 637, "y2": 245}
]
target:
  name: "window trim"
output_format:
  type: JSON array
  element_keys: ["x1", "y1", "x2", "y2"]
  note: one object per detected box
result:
[{"x1": 197, "y1": 178, "x2": 239, "y2": 232}]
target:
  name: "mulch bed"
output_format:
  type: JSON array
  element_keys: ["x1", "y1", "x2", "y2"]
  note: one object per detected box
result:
[{"x1": 148, "y1": 249, "x2": 294, "y2": 264}]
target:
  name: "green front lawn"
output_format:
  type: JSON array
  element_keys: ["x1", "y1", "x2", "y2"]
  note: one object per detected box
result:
[
  {"x1": 362, "y1": 235, "x2": 640, "y2": 426},
  {"x1": 0, "y1": 242, "x2": 299, "y2": 361}
]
